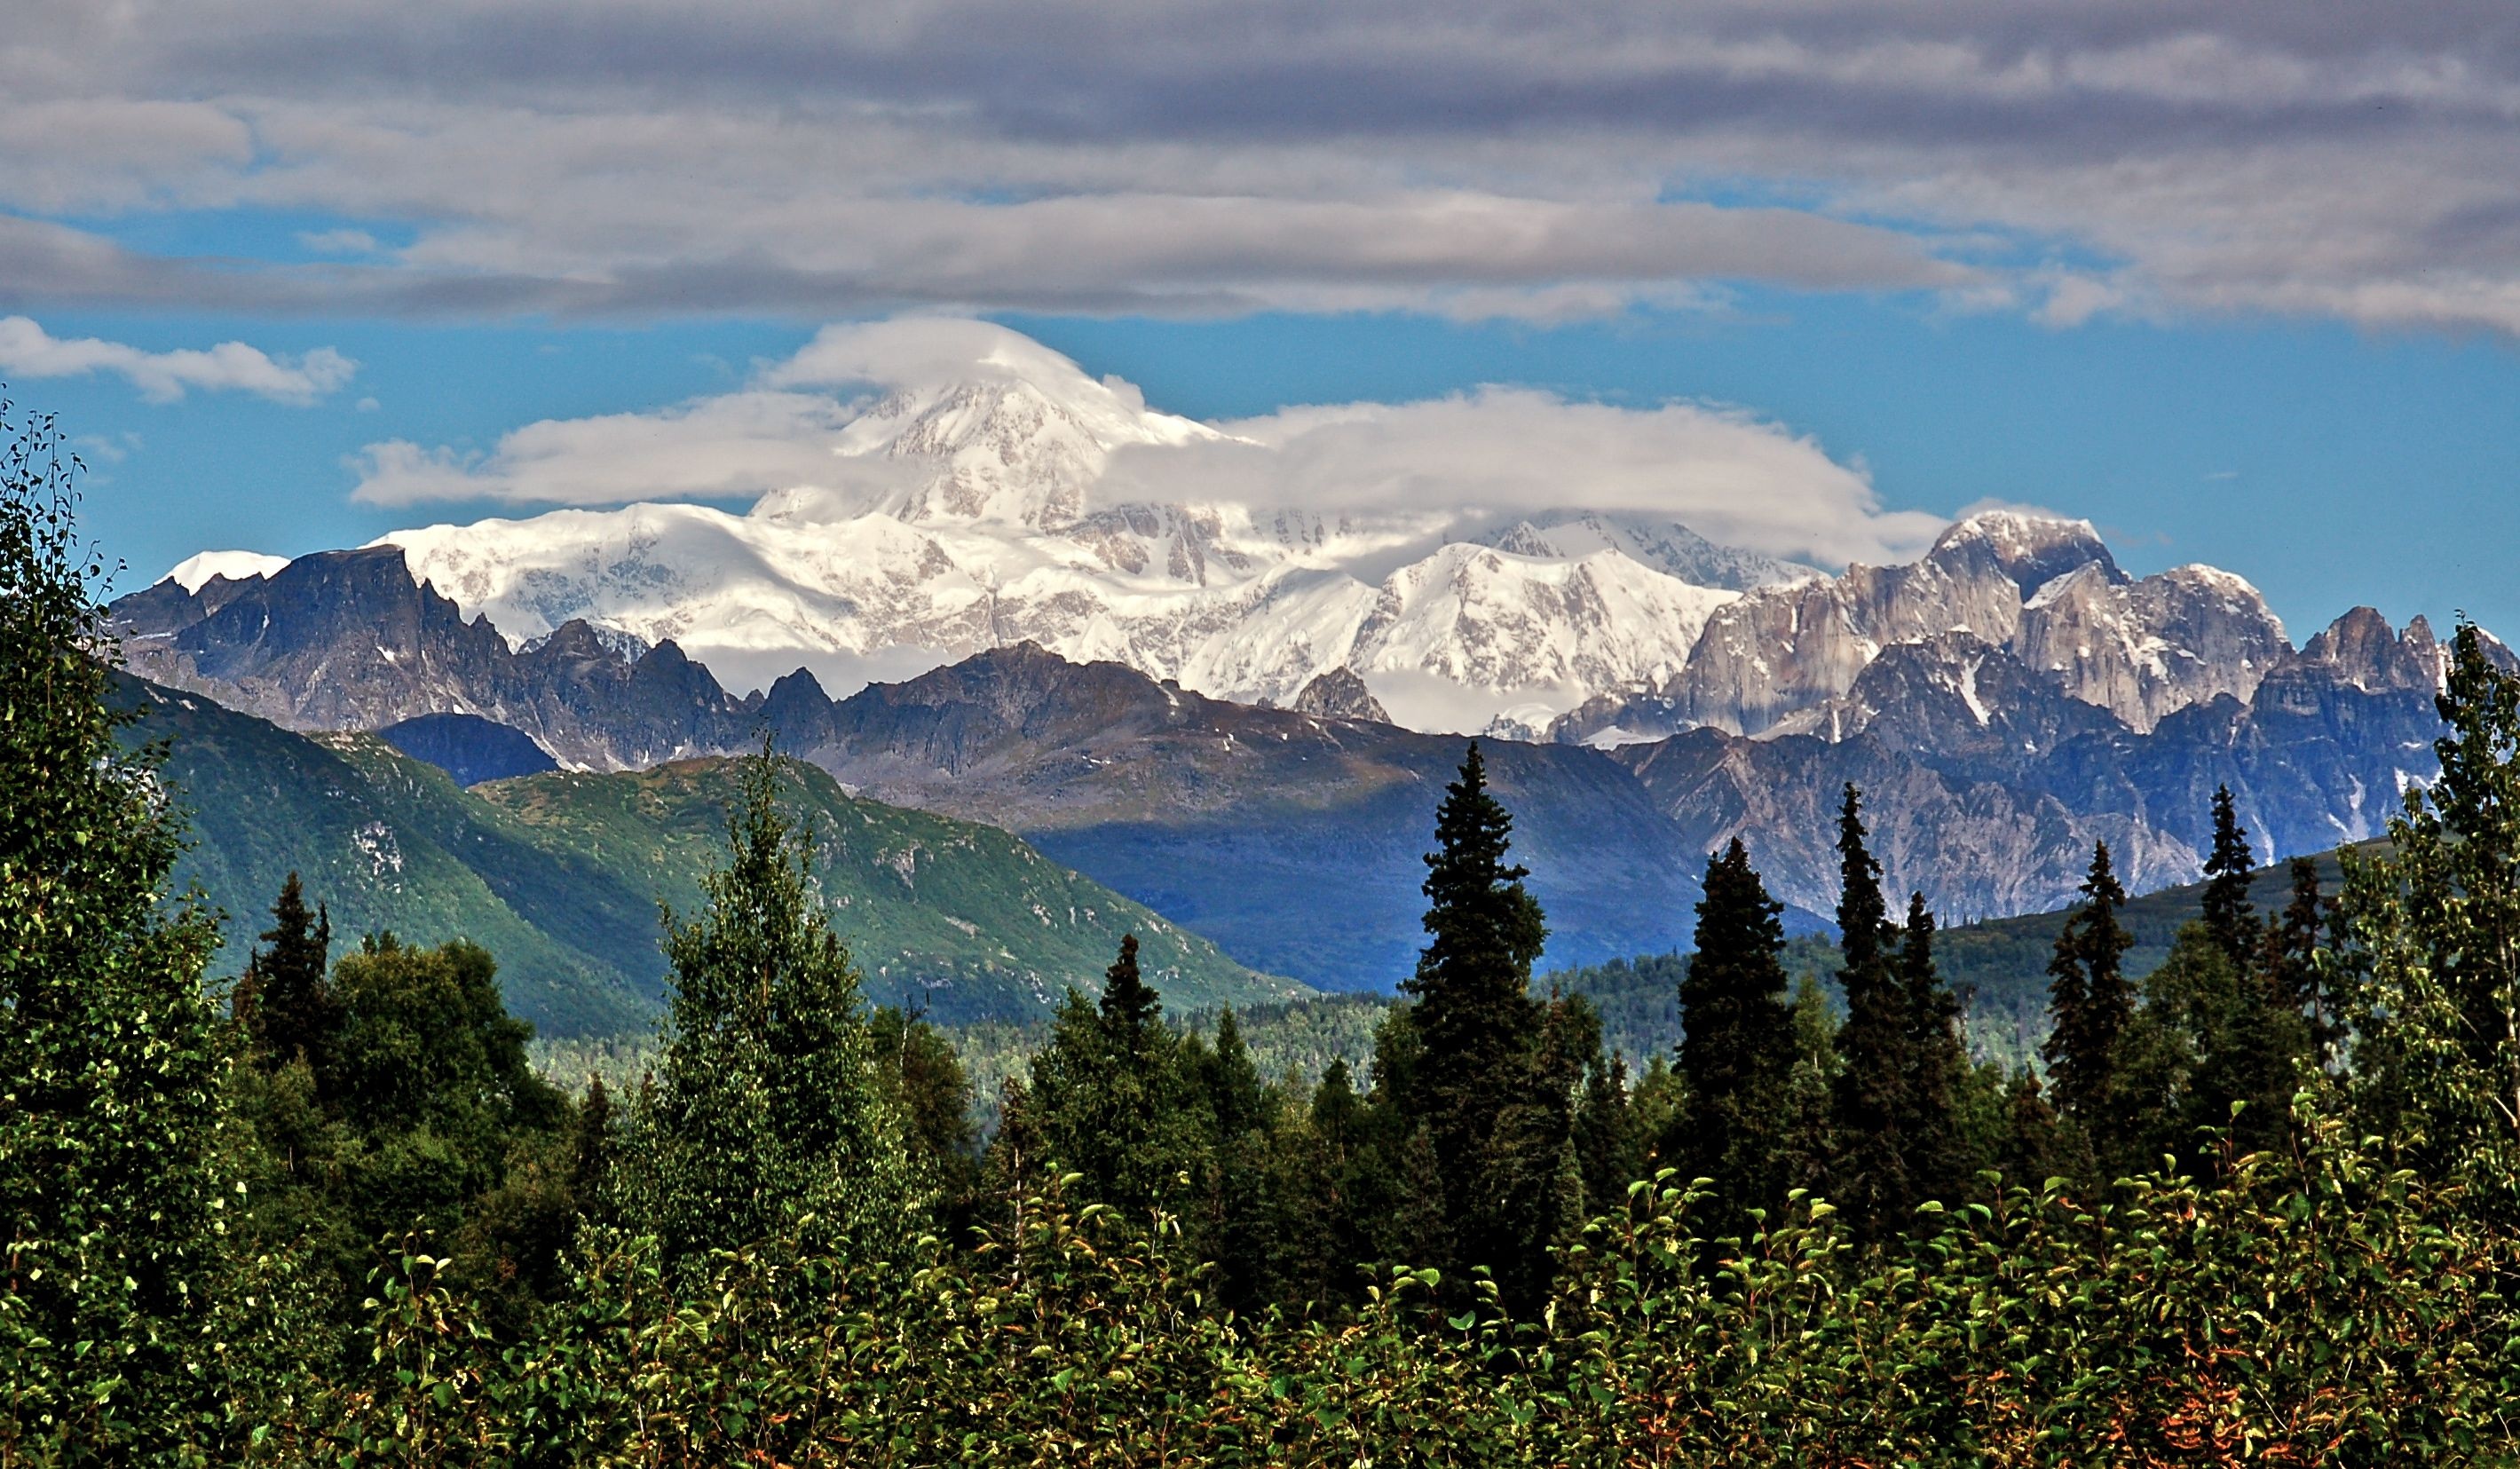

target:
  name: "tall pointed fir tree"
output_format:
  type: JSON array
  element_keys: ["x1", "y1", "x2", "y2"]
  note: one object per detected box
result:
[
  {"x1": 1675, "y1": 839, "x2": 1797, "y2": 1224},
  {"x1": 2262, "y1": 856, "x2": 2334, "y2": 1067},
  {"x1": 2201, "y1": 785, "x2": 2257, "y2": 969},
  {"x1": 1398, "y1": 742, "x2": 1557, "y2": 1302},
  {"x1": 1897, "y1": 891, "x2": 1973, "y2": 1211},
  {"x1": 2041, "y1": 841, "x2": 2135, "y2": 1168},
  {"x1": 233, "y1": 871, "x2": 335, "y2": 1072},
  {"x1": 0, "y1": 405, "x2": 229, "y2": 1457},
  {"x1": 1020, "y1": 934, "x2": 1214, "y2": 1227},
  {"x1": 1829, "y1": 786, "x2": 1913, "y2": 1235},
  {"x1": 621, "y1": 746, "x2": 914, "y2": 1273}
]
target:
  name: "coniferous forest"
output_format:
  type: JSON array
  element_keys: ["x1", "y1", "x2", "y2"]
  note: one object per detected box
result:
[{"x1": 12, "y1": 405, "x2": 2520, "y2": 1465}]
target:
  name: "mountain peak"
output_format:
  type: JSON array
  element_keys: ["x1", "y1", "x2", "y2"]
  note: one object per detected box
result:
[
  {"x1": 1931, "y1": 509, "x2": 2118, "y2": 596},
  {"x1": 751, "y1": 322, "x2": 1223, "y2": 531}
]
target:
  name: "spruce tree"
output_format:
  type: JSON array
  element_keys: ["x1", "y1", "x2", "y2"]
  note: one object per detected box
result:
[
  {"x1": 234, "y1": 872, "x2": 336, "y2": 1073},
  {"x1": 1100, "y1": 932, "x2": 1162, "y2": 1052},
  {"x1": 0, "y1": 404, "x2": 229, "y2": 1455},
  {"x1": 2041, "y1": 841, "x2": 2135, "y2": 1162},
  {"x1": 622, "y1": 748, "x2": 914, "y2": 1273},
  {"x1": 2262, "y1": 857, "x2": 2334, "y2": 1066},
  {"x1": 1996, "y1": 1070, "x2": 2074, "y2": 1189},
  {"x1": 1574, "y1": 1052, "x2": 1641, "y2": 1220},
  {"x1": 1023, "y1": 936, "x2": 1213, "y2": 1225},
  {"x1": 1829, "y1": 786, "x2": 1912, "y2": 1233},
  {"x1": 1198, "y1": 1007, "x2": 1273, "y2": 1310},
  {"x1": 1398, "y1": 743, "x2": 1552, "y2": 1293},
  {"x1": 1203, "y1": 1007, "x2": 1268, "y2": 1141},
  {"x1": 1774, "y1": 973, "x2": 1841, "y2": 1203},
  {"x1": 1675, "y1": 839, "x2": 1797, "y2": 1219},
  {"x1": 2201, "y1": 785, "x2": 2257, "y2": 969},
  {"x1": 1897, "y1": 891, "x2": 1973, "y2": 1210}
]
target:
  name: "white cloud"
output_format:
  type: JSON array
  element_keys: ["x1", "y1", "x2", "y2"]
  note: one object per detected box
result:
[
  {"x1": 1126, "y1": 390, "x2": 1943, "y2": 566},
  {"x1": 349, "y1": 389, "x2": 859, "y2": 506},
  {"x1": 0, "y1": 316, "x2": 355, "y2": 404},
  {"x1": 348, "y1": 317, "x2": 1939, "y2": 565}
]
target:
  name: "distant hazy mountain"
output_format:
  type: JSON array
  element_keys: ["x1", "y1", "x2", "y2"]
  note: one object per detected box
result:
[{"x1": 119, "y1": 675, "x2": 1301, "y2": 1034}]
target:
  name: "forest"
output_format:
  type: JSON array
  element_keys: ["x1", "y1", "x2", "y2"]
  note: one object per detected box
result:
[{"x1": 9, "y1": 402, "x2": 2520, "y2": 1465}]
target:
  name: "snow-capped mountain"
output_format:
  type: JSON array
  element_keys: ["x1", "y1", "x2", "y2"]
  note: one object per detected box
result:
[
  {"x1": 346, "y1": 335, "x2": 1765, "y2": 732},
  {"x1": 150, "y1": 324, "x2": 2301, "y2": 746},
  {"x1": 1554, "y1": 511, "x2": 2294, "y2": 745}
]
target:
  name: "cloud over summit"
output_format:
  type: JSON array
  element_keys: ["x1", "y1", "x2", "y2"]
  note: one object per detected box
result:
[{"x1": 348, "y1": 317, "x2": 1940, "y2": 568}]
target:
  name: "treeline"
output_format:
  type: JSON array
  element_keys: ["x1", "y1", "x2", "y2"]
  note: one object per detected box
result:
[{"x1": 9, "y1": 402, "x2": 2520, "y2": 1463}]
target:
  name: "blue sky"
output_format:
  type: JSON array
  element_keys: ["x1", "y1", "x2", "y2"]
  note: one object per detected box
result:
[
  {"x1": 34, "y1": 296, "x2": 2519, "y2": 642},
  {"x1": 8, "y1": 2, "x2": 2520, "y2": 640}
]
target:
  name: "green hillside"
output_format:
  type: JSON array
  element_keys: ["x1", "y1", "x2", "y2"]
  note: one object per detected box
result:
[{"x1": 120, "y1": 678, "x2": 1304, "y2": 1036}]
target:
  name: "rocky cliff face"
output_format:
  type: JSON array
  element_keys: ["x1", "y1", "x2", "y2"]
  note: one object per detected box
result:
[
  {"x1": 113, "y1": 547, "x2": 757, "y2": 770},
  {"x1": 1609, "y1": 608, "x2": 2456, "y2": 921},
  {"x1": 1573, "y1": 511, "x2": 2295, "y2": 741}
]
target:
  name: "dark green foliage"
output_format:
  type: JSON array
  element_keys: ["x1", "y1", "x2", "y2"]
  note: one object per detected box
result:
[
  {"x1": 619, "y1": 747, "x2": 913, "y2": 1274},
  {"x1": 1386, "y1": 743, "x2": 1582, "y2": 1310},
  {"x1": 2200, "y1": 783, "x2": 2257, "y2": 968},
  {"x1": 1398, "y1": 741, "x2": 1547, "y2": 1181},
  {"x1": 2041, "y1": 841, "x2": 2135, "y2": 1160},
  {"x1": 1013, "y1": 935, "x2": 1214, "y2": 1224},
  {"x1": 2262, "y1": 855, "x2": 2336, "y2": 1066},
  {"x1": 2338, "y1": 623, "x2": 2520, "y2": 1205},
  {"x1": 225, "y1": 920, "x2": 581, "y2": 1341},
  {"x1": 0, "y1": 407, "x2": 229, "y2": 1459},
  {"x1": 1574, "y1": 1049, "x2": 1641, "y2": 1220},
  {"x1": 1896, "y1": 892, "x2": 1975, "y2": 1210},
  {"x1": 1674, "y1": 839, "x2": 1797, "y2": 1218},
  {"x1": 233, "y1": 871, "x2": 336, "y2": 1071},
  {"x1": 1996, "y1": 1069, "x2": 2074, "y2": 1189},
  {"x1": 1829, "y1": 786, "x2": 1912, "y2": 1232}
]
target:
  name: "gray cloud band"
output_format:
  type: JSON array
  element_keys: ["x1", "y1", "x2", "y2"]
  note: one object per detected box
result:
[{"x1": 4, "y1": 2, "x2": 2516, "y2": 329}]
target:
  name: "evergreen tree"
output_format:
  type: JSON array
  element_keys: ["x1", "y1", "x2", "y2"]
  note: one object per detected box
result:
[
  {"x1": 1197, "y1": 1007, "x2": 1275, "y2": 1312},
  {"x1": 1397, "y1": 743, "x2": 1556, "y2": 1302},
  {"x1": 572, "y1": 1075, "x2": 618, "y2": 1228},
  {"x1": 1022, "y1": 936, "x2": 1213, "y2": 1226},
  {"x1": 1829, "y1": 786, "x2": 1912, "y2": 1234},
  {"x1": 1774, "y1": 973, "x2": 1841, "y2": 1204},
  {"x1": 2261, "y1": 857, "x2": 2334, "y2": 1066},
  {"x1": 1202, "y1": 1007, "x2": 1268, "y2": 1142},
  {"x1": 1996, "y1": 1070, "x2": 2075, "y2": 1190},
  {"x1": 1675, "y1": 839, "x2": 1797, "y2": 1220},
  {"x1": 1574, "y1": 1051, "x2": 1641, "y2": 1220},
  {"x1": 2201, "y1": 786, "x2": 2257, "y2": 969},
  {"x1": 622, "y1": 748, "x2": 914, "y2": 1273},
  {"x1": 0, "y1": 405, "x2": 229, "y2": 1455},
  {"x1": 1482, "y1": 993, "x2": 1594, "y2": 1310},
  {"x1": 2041, "y1": 842, "x2": 2135, "y2": 1165},
  {"x1": 1099, "y1": 932, "x2": 1162, "y2": 1051},
  {"x1": 1897, "y1": 892, "x2": 1973, "y2": 1211},
  {"x1": 233, "y1": 872, "x2": 336, "y2": 1072}
]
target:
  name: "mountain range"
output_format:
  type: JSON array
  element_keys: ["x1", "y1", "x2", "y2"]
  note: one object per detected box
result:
[
  {"x1": 118, "y1": 675, "x2": 1299, "y2": 1035},
  {"x1": 115, "y1": 545, "x2": 2467, "y2": 994},
  {"x1": 108, "y1": 325, "x2": 2495, "y2": 996}
]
